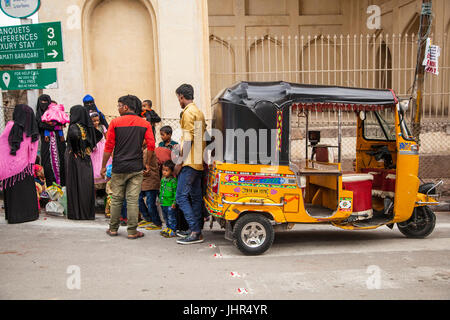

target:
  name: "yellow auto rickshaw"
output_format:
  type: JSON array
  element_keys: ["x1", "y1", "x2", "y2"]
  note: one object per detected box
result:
[{"x1": 204, "y1": 81, "x2": 442, "y2": 255}]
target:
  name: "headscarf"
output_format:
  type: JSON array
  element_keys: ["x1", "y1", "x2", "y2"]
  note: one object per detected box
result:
[
  {"x1": 37, "y1": 94, "x2": 51, "y2": 113},
  {"x1": 83, "y1": 94, "x2": 109, "y2": 129},
  {"x1": 8, "y1": 104, "x2": 39, "y2": 155},
  {"x1": 35, "y1": 94, "x2": 52, "y2": 126},
  {"x1": 82, "y1": 94, "x2": 96, "y2": 112},
  {"x1": 67, "y1": 105, "x2": 102, "y2": 157}
]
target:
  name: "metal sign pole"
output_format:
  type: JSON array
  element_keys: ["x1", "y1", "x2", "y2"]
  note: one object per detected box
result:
[
  {"x1": 410, "y1": 0, "x2": 433, "y2": 144},
  {"x1": 0, "y1": 89, "x2": 4, "y2": 130},
  {"x1": 21, "y1": 18, "x2": 39, "y2": 113}
]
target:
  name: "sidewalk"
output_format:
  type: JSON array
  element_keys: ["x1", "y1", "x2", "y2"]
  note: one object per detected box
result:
[{"x1": 435, "y1": 196, "x2": 450, "y2": 212}]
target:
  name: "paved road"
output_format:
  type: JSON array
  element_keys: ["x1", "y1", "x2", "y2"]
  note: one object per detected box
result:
[{"x1": 0, "y1": 210, "x2": 449, "y2": 300}]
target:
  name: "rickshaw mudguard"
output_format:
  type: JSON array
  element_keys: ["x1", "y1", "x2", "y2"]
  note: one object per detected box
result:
[{"x1": 392, "y1": 110, "x2": 420, "y2": 223}]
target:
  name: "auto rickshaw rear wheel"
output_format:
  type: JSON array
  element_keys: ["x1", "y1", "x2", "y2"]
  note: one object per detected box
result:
[
  {"x1": 397, "y1": 206, "x2": 436, "y2": 238},
  {"x1": 233, "y1": 213, "x2": 274, "y2": 255}
]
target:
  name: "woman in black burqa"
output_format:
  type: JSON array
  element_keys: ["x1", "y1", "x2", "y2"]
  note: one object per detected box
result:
[
  {"x1": 0, "y1": 104, "x2": 40, "y2": 223},
  {"x1": 65, "y1": 105, "x2": 102, "y2": 220},
  {"x1": 35, "y1": 94, "x2": 66, "y2": 187}
]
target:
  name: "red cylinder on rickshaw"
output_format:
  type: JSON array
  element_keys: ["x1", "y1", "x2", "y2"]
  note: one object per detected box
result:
[{"x1": 342, "y1": 174, "x2": 374, "y2": 215}]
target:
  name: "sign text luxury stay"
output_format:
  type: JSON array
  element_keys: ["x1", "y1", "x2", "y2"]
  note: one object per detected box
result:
[{"x1": 0, "y1": 21, "x2": 63, "y2": 65}]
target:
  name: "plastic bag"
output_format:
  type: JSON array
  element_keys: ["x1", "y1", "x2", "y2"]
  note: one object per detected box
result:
[
  {"x1": 45, "y1": 201, "x2": 64, "y2": 215},
  {"x1": 106, "y1": 164, "x2": 112, "y2": 178},
  {"x1": 59, "y1": 187, "x2": 67, "y2": 215},
  {"x1": 47, "y1": 183, "x2": 63, "y2": 201}
]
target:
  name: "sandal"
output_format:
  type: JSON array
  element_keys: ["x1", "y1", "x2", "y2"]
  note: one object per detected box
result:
[
  {"x1": 128, "y1": 231, "x2": 145, "y2": 240},
  {"x1": 106, "y1": 229, "x2": 118, "y2": 237}
]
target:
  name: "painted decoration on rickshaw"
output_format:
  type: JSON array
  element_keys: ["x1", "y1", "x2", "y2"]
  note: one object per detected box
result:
[
  {"x1": 206, "y1": 204, "x2": 223, "y2": 216},
  {"x1": 223, "y1": 181, "x2": 297, "y2": 189},
  {"x1": 221, "y1": 193, "x2": 239, "y2": 198},
  {"x1": 284, "y1": 195, "x2": 299, "y2": 204},
  {"x1": 292, "y1": 103, "x2": 395, "y2": 112},
  {"x1": 243, "y1": 188, "x2": 270, "y2": 195},
  {"x1": 226, "y1": 187, "x2": 279, "y2": 196},
  {"x1": 276, "y1": 110, "x2": 283, "y2": 151},
  {"x1": 339, "y1": 197, "x2": 352, "y2": 211},
  {"x1": 219, "y1": 170, "x2": 295, "y2": 178},
  {"x1": 399, "y1": 142, "x2": 412, "y2": 151},
  {"x1": 224, "y1": 174, "x2": 296, "y2": 185}
]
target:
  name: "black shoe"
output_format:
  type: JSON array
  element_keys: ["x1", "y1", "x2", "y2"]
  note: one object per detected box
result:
[
  {"x1": 176, "y1": 230, "x2": 191, "y2": 238},
  {"x1": 176, "y1": 232, "x2": 204, "y2": 245}
]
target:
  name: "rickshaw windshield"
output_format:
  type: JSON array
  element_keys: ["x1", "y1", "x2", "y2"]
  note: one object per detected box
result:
[
  {"x1": 398, "y1": 107, "x2": 414, "y2": 141},
  {"x1": 363, "y1": 110, "x2": 396, "y2": 141}
]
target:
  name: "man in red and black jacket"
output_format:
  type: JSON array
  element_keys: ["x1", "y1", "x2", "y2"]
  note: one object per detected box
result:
[{"x1": 101, "y1": 95, "x2": 155, "y2": 240}]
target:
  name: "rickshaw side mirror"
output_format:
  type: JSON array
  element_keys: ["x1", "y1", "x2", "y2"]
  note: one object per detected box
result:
[
  {"x1": 359, "y1": 110, "x2": 366, "y2": 121},
  {"x1": 399, "y1": 100, "x2": 409, "y2": 113}
]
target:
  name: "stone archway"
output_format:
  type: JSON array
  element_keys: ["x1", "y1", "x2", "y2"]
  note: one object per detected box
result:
[
  {"x1": 82, "y1": 0, "x2": 159, "y2": 116},
  {"x1": 375, "y1": 40, "x2": 392, "y2": 89}
]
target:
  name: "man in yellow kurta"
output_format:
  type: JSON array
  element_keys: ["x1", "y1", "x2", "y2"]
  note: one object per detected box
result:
[{"x1": 174, "y1": 84, "x2": 206, "y2": 244}]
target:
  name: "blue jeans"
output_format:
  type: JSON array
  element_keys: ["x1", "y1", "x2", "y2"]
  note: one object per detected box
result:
[
  {"x1": 161, "y1": 206, "x2": 177, "y2": 232},
  {"x1": 139, "y1": 190, "x2": 161, "y2": 226},
  {"x1": 175, "y1": 166, "x2": 203, "y2": 233}
]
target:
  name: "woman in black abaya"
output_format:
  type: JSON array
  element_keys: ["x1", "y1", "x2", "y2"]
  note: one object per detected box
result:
[
  {"x1": 0, "y1": 104, "x2": 40, "y2": 224},
  {"x1": 65, "y1": 105, "x2": 102, "y2": 220},
  {"x1": 36, "y1": 94, "x2": 66, "y2": 187}
]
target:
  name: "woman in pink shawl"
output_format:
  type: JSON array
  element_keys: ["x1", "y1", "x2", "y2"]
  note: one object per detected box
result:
[{"x1": 0, "y1": 104, "x2": 40, "y2": 223}]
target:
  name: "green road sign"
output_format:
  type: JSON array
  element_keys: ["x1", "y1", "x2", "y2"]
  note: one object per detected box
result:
[
  {"x1": 0, "y1": 21, "x2": 63, "y2": 65},
  {"x1": 0, "y1": 68, "x2": 57, "y2": 90}
]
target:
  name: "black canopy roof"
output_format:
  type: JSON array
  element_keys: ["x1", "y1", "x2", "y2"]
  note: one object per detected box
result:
[{"x1": 216, "y1": 81, "x2": 398, "y2": 109}]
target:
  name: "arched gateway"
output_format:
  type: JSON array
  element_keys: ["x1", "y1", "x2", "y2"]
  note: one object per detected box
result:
[{"x1": 82, "y1": 0, "x2": 159, "y2": 116}]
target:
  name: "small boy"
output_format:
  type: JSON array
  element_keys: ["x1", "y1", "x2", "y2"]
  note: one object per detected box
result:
[
  {"x1": 141, "y1": 99, "x2": 161, "y2": 137},
  {"x1": 159, "y1": 160, "x2": 178, "y2": 238},
  {"x1": 139, "y1": 144, "x2": 163, "y2": 230},
  {"x1": 158, "y1": 126, "x2": 178, "y2": 150},
  {"x1": 34, "y1": 156, "x2": 46, "y2": 188},
  {"x1": 90, "y1": 112, "x2": 107, "y2": 139},
  {"x1": 34, "y1": 156, "x2": 46, "y2": 210}
]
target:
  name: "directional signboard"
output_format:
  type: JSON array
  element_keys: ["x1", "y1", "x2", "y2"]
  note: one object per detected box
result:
[
  {"x1": 0, "y1": 21, "x2": 63, "y2": 65},
  {"x1": 0, "y1": 68, "x2": 57, "y2": 90}
]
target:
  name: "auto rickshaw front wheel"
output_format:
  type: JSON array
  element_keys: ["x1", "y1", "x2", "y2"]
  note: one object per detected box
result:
[
  {"x1": 397, "y1": 206, "x2": 436, "y2": 238},
  {"x1": 233, "y1": 213, "x2": 275, "y2": 255}
]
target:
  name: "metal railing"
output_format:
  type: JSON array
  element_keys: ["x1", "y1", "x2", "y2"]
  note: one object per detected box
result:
[{"x1": 209, "y1": 32, "x2": 450, "y2": 122}]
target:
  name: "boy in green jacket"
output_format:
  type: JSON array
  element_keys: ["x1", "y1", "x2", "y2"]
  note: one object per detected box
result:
[{"x1": 159, "y1": 160, "x2": 178, "y2": 238}]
